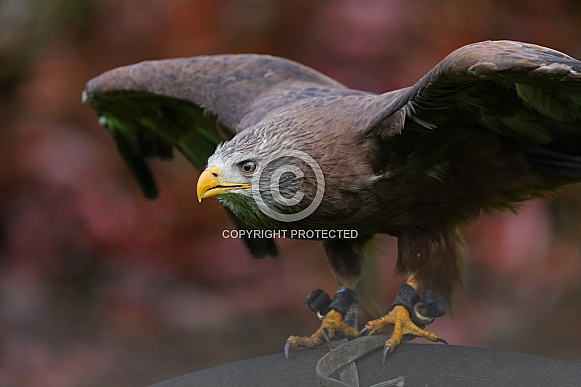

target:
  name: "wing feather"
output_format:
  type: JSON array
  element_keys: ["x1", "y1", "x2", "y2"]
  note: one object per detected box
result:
[
  {"x1": 366, "y1": 40, "x2": 581, "y2": 178},
  {"x1": 84, "y1": 54, "x2": 349, "y2": 259},
  {"x1": 369, "y1": 40, "x2": 581, "y2": 132},
  {"x1": 84, "y1": 54, "x2": 349, "y2": 198}
]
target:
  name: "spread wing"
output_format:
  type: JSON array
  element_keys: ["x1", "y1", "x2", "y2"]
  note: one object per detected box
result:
[
  {"x1": 84, "y1": 54, "x2": 349, "y2": 259},
  {"x1": 367, "y1": 40, "x2": 581, "y2": 177},
  {"x1": 84, "y1": 54, "x2": 348, "y2": 199}
]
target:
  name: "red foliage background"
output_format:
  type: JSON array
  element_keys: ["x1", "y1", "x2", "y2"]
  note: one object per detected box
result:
[{"x1": 1, "y1": 1, "x2": 581, "y2": 385}]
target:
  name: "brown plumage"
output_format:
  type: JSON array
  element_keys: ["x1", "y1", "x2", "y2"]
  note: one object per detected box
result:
[{"x1": 84, "y1": 40, "x2": 581, "y2": 353}]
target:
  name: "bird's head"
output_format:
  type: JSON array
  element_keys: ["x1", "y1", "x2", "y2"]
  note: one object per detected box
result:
[
  {"x1": 196, "y1": 124, "x2": 325, "y2": 227},
  {"x1": 196, "y1": 155, "x2": 254, "y2": 202}
]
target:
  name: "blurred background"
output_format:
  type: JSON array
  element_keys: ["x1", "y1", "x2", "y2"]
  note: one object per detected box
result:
[{"x1": 1, "y1": 0, "x2": 581, "y2": 385}]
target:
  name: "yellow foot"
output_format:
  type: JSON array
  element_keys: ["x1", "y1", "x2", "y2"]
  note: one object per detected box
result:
[
  {"x1": 359, "y1": 305, "x2": 447, "y2": 363},
  {"x1": 284, "y1": 310, "x2": 358, "y2": 359}
]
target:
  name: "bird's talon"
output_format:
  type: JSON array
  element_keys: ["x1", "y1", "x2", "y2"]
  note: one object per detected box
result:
[
  {"x1": 382, "y1": 345, "x2": 395, "y2": 365},
  {"x1": 435, "y1": 337, "x2": 448, "y2": 345},
  {"x1": 357, "y1": 327, "x2": 369, "y2": 337},
  {"x1": 284, "y1": 338, "x2": 296, "y2": 360},
  {"x1": 283, "y1": 309, "x2": 358, "y2": 357},
  {"x1": 363, "y1": 299, "x2": 446, "y2": 360}
]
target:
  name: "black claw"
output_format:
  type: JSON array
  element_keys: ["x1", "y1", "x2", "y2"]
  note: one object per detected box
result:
[
  {"x1": 357, "y1": 327, "x2": 369, "y2": 337},
  {"x1": 435, "y1": 337, "x2": 448, "y2": 345},
  {"x1": 382, "y1": 345, "x2": 394, "y2": 365},
  {"x1": 284, "y1": 340, "x2": 293, "y2": 360}
]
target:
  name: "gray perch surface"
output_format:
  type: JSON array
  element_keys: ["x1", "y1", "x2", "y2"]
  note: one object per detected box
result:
[{"x1": 150, "y1": 337, "x2": 581, "y2": 387}]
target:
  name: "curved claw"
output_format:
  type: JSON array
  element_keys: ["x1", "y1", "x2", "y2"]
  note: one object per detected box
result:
[
  {"x1": 283, "y1": 309, "x2": 359, "y2": 359},
  {"x1": 382, "y1": 345, "x2": 395, "y2": 365},
  {"x1": 357, "y1": 327, "x2": 369, "y2": 337},
  {"x1": 435, "y1": 337, "x2": 448, "y2": 345},
  {"x1": 284, "y1": 339, "x2": 293, "y2": 360}
]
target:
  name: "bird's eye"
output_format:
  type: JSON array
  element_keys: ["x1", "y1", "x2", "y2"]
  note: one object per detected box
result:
[{"x1": 239, "y1": 160, "x2": 257, "y2": 174}]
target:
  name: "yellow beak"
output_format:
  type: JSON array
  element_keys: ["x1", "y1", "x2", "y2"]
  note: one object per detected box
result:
[{"x1": 196, "y1": 165, "x2": 250, "y2": 202}]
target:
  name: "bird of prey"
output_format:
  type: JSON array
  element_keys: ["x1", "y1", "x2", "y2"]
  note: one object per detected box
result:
[{"x1": 84, "y1": 40, "x2": 581, "y2": 360}]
